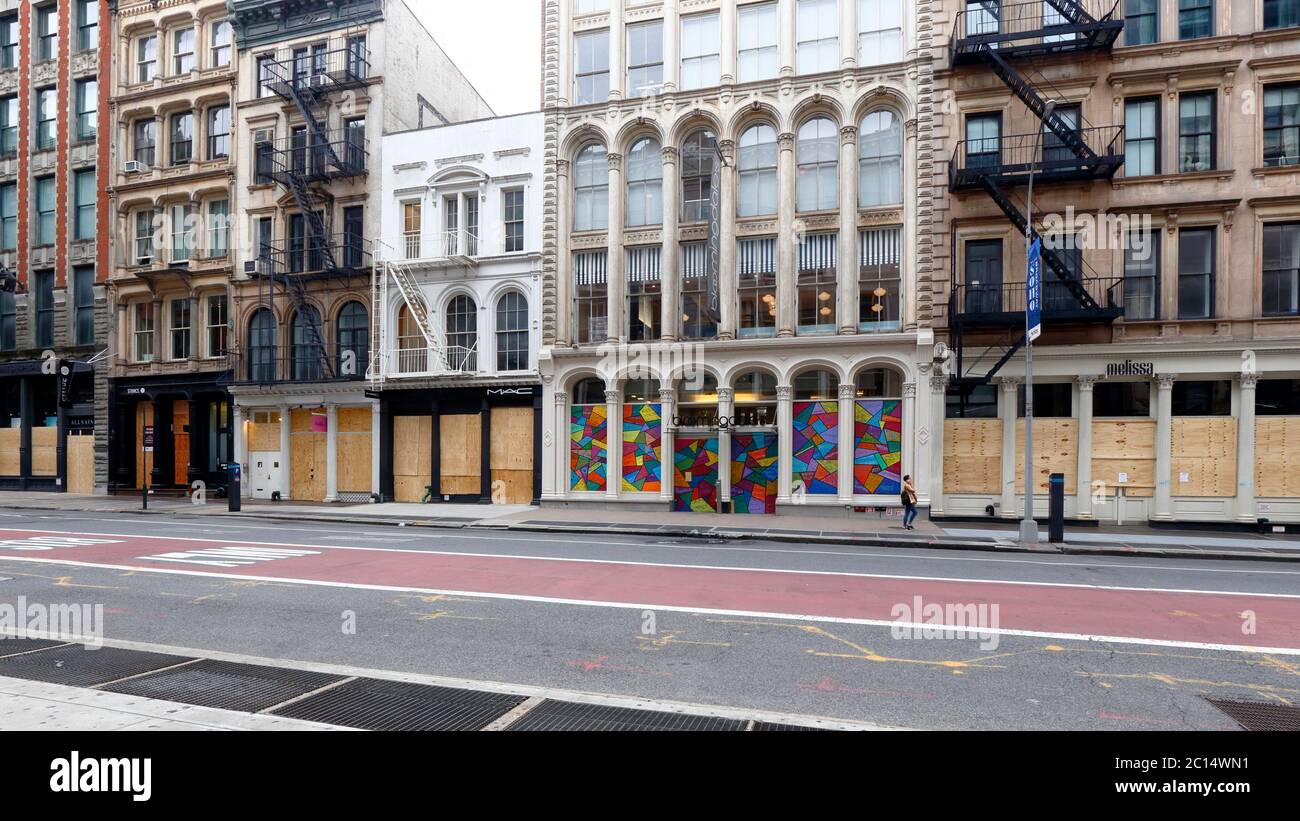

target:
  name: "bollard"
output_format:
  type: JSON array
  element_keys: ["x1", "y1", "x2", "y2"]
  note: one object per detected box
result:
[
  {"x1": 1048, "y1": 473, "x2": 1065, "y2": 544},
  {"x1": 228, "y1": 463, "x2": 242, "y2": 512}
]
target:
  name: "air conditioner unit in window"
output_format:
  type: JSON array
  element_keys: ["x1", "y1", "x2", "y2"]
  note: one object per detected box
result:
[
  {"x1": 253, "y1": 129, "x2": 274, "y2": 145},
  {"x1": 123, "y1": 160, "x2": 144, "y2": 173},
  {"x1": 244, "y1": 260, "x2": 263, "y2": 276}
]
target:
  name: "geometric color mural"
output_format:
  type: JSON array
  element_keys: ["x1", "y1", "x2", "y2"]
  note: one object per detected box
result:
[
  {"x1": 791, "y1": 401, "x2": 839, "y2": 495},
  {"x1": 673, "y1": 435, "x2": 719, "y2": 513},
  {"x1": 570, "y1": 404, "x2": 608, "y2": 492},
  {"x1": 731, "y1": 432, "x2": 778, "y2": 514},
  {"x1": 853, "y1": 400, "x2": 903, "y2": 495},
  {"x1": 621, "y1": 403, "x2": 662, "y2": 493}
]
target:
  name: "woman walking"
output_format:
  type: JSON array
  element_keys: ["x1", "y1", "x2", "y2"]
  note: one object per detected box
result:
[{"x1": 900, "y1": 475, "x2": 918, "y2": 530}]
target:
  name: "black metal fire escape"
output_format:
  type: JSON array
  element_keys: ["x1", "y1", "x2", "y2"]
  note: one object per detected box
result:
[{"x1": 947, "y1": 1, "x2": 1127, "y2": 391}]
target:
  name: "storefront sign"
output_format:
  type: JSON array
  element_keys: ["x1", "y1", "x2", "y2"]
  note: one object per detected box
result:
[
  {"x1": 311, "y1": 414, "x2": 328, "y2": 433},
  {"x1": 1106, "y1": 360, "x2": 1155, "y2": 377},
  {"x1": 125, "y1": 387, "x2": 149, "y2": 396},
  {"x1": 143, "y1": 426, "x2": 155, "y2": 453},
  {"x1": 66, "y1": 416, "x2": 95, "y2": 432},
  {"x1": 57, "y1": 360, "x2": 74, "y2": 408},
  {"x1": 487, "y1": 388, "x2": 533, "y2": 396}
]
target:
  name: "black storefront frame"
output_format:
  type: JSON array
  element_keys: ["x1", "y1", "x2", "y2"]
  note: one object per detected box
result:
[
  {"x1": 108, "y1": 372, "x2": 233, "y2": 494},
  {"x1": 0, "y1": 359, "x2": 95, "y2": 492}
]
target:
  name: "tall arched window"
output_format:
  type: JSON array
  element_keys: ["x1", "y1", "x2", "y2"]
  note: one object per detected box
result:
[
  {"x1": 247, "y1": 308, "x2": 276, "y2": 382},
  {"x1": 573, "y1": 143, "x2": 608, "y2": 231},
  {"x1": 291, "y1": 306, "x2": 323, "y2": 381},
  {"x1": 733, "y1": 370, "x2": 778, "y2": 427},
  {"x1": 625, "y1": 137, "x2": 662, "y2": 227},
  {"x1": 796, "y1": 117, "x2": 838, "y2": 212},
  {"x1": 737, "y1": 124, "x2": 777, "y2": 217},
  {"x1": 335, "y1": 301, "x2": 368, "y2": 379},
  {"x1": 680, "y1": 129, "x2": 718, "y2": 223},
  {"x1": 794, "y1": 369, "x2": 839, "y2": 401},
  {"x1": 859, "y1": 110, "x2": 903, "y2": 207},
  {"x1": 445, "y1": 294, "x2": 478, "y2": 372},
  {"x1": 397, "y1": 303, "x2": 427, "y2": 374},
  {"x1": 495, "y1": 291, "x2": 529, "y2": 372}
]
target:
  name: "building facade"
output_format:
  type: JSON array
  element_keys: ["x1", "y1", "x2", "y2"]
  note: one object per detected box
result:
[
  {"x1": 373, "y1": 111, "x2": 544, "y2": 505},
  {"x1": 0, "y1": 0, "x2": 110, "y2": 494},
  {"x1": 930, "y1": 0, "x2": 1300, "y2": 524},
  {"x1": 223, "y1": 0, "x2": 492, "y2": 502},
  {"x1": 106, "y1": 0, "x2": 236, "y2": 494},
  {"x1": 540, "y1": 0, "x2": 939, "y2": 515}
]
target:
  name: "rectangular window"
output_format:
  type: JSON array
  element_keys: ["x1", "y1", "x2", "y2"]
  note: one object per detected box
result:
[
  {"x1": 207, "y1": 105, "x2": 230, "y2": 159},
  {"x1": 257, "y1": 55, "x2": 275, "y2": 97},
  {"x1": 343, "y1": 205, "x2": 364, "y2": 268},
  {"x1": 1094, "y1": 382, "x2": 1151, "y2": 417},
  {"x1": 1178, "y1": 227, "x2": 1215, "y2": 319},
  {"x1": 626, "y1": 245, "x2": 662, "y2": 342},
  {"x1": 738, "y1": 3, "x2": 778, "y2": 83},
  {"x1": 37, "y1": 5, "x2": 58, "y2": 62},
  {"x1": 964, "y1": 238, "x2": 1003, "y2": 314},
  {"x1": 0, "y1": 96, "x2": 14, "y2": 156},
  {"x1": 575, "y1": 0, "x2": 609, "y2": 12},
  {"x1": 1125, "y1": 0, "x2": 1158, "y2": 45},
  {"x1": 75, "y1": 78, "x2": 98, "y2": 139},
  {"x1": 1178, "y1": 91, "x2": 1215, "y2": 172},
  {"x1": 257, "y1": 217, "x2": 273, "y2": 267},
  {"x1": 797, "y1": 233, "x2": 837, "y2": 334},
  {"x1": 402, "y1": 201, "x2": 422, "y2": 258},
  {"x1": 859, "y1": 228, "x2": 901, "y2": 331},
  {"x1": 173, "y1": 27, "x2": 195, "y2": 74},
  {"x1": 1257, "y1": 379, "x2": 1300, "y2": 414},
  {"x1": 0, "y1": 182, "x2": 14, "y2": 250},
  {"x1": 1263, "y1": 84, "x2": 1300, "y2": 168},
  {"x1": 573, "y1": 250, "x2": 608, "y2": 344},
  {"x1": 170, "y1": 299, "x2": 191, "y2": 360},
  {"x1": 206, "y1": 294, "x2": 228, "y2": 358},
  {"x1": 1018, "y1": 384, "x2": 1073, "y2": 418},
  {"x1": 134, "y1": 119, "x2": 156, "y2": 167},
  {"x1": 134, "y1": 302, "x2": 155, "y2": 363},
  {"x1": 627, "y1": 21, "x2": 663, "y2": 98},
  {"x1": 207, "y1": 199, "x2": 229, "y2": 257},
  {"x1": 859, "y1": 0, "x2": 903, "y2": 65},
  {"x1": 574, "y1": 30, "x2": 610, "y2": 105},
  {"x1": 680, "y1": 13, "x2": 720, "y2": 92},
  {"x1": 171, "y1": 111, "x2": 194, "y2": 165},
  {"x1": 1263, "y1": 222, "x2": 1300, "y2": 317},
  {"x1": 74, "y1": 169, "x2": 96, "y2": 240},
  {"x1": 1123, "y1": 230, "x2": 1159, "y2": 321},
  {"x1": 0, "y1": 15, "x2": 16, "y2": 69},
  {"x1": 1178, "y1": 0, "x2": 1213, "y2": 40},
  {"x1": 210, "y1": 20, "x2": 232, "y2": 67},
  {"x1": 138, "y1": 35, "x2": 157, "y2": 83},
  {"x1": 73, "y1": 265, "x2": 94, "y2": 346},
  {"x1": 34, "y1": 271, "x2": 54, "y2": 347},
  {"x1": 946, "y1": 384, "x2": 998, "y2": 419},
  {"x1": 0, "y1": 291, "x2": 14, "y2": 351},
  {"x1": 797, "y1": 0, "x2": 839, "y2": 74},
  {"x1": 1265, "y1": 0, "x2": 1300, "y2": 29},
  {"x1": 1172, "y1": 380, "x2": 1231, "y2": 415},
  {"x1": 171, "y1": 203, "x2": 194, "y2": 263},
  {"x1": 738, "y1": 237, "x2": 777, "y2": 337},
  {"x1": 134, "y1": 211, "x2": 154, "y2": 264},
  {"x1": 1124, "y1": 97, "x2": 1160, "y2": 176},
  {"x1": 35, "y1": 177, "x2": 56, "y2": 245},
  {"x1": 36, "y1": 88, "x2": 57, "y2": 150},
  {"x1": 965, "y1": 112, "x2": 1002, "y2": 170},
  {"x1": 680, "y1": 242, "x2": 718, "y2": 340},
  {"x1": 504, "y1": 189, "x2": 525, "y2": 253},
  {"x1": 77, "y1": 1, "x2": 98, "y2": 51}
]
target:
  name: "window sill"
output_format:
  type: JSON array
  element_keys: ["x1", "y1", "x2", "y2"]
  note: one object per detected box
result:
[
  {"x1": 1112, "y1": 169, "x2": 1234, "y2": 186},
  {"x1": 1252, "y1": 164, "x2": 1300, "y2": 177}
]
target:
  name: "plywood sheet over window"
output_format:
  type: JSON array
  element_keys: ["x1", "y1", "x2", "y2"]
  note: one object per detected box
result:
[
  {"x1": 248, "y1": 413, "x2": 281, "y2": 452},
  {"x1": 490, "y1": 407, "x2": 533, "y2": 504},
  {"x1": 1256, "y1": 417, "x2": 1300, "y2": 498},
  {"x1": 173, "y1": 400, "x2": 190, "y2": 487},
  {"x1": 393, "y1": 415, "x2": 432, "y2": 503},
  {"x1": 943, "y1": 419, "x2": 1001, "y2": 494},
  {"x1": 67, "y1": 434, "x2": 95, "y2": 495},
  {"x1": 290, "y1": 408, "x2": 327, "y2": 501},
  {"x1": 30, "y1": 426, "x2": 57, "y2": 476},
  {"x1": 1171, "y1": 417, "x2": 1237, "y2": 498},
  {"x1": 1014, "y1": 419, "x2": 1078, "y2": 494},
  {"x1": 1091, "y1": 418, "x2": 1156, "y2": 498},
  {"x1": 136, "y1": 403, "x2": 154, "y2": 489},
  {"x1": 440, "y1": 413, "x2": 482, "y2": 497},
  {"x1": 337, "y1": 406, "x2": 372, "y2": 495},
  {"x1": 0, "y1": 428, "x2": 19, "y2": 475}
]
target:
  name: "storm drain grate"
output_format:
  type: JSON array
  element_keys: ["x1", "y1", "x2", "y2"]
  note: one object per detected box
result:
[
  {"x1": 0, "y1": 644, "x2": 193, "y2": 687},
  {"x1": 271, "y1": 677, "x2": 526, "y2": 731},
  {"x1": 751, "y1": 721, "x2": 831, "y2": 731},
  {"x1": 1205, "y1": 698, "x2": 1300, "y2": 732},
  {"x1": 0, "y1": 638, "x2": 68, "y2": 659},
  {"x1": 506, "y1": 700, "x2": 745, "y2": 732},
  {"x1": 103, "y1": 659, "x2": 344, "y2": 713}
]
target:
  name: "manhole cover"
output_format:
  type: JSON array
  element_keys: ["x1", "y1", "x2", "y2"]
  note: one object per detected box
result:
[
  {"x1": 506, "y1": 700, "x2": 745, "y2": 732},
  {"x1": 1205, "y1": 698, "x2": 1300, "y2": 731},
  {"x1": 0, "y1": 644, "x2": 193, "y2": 687},
  {"x1": 0, "y1": 638, "x2": 68, "y2": 659},
  {"x1": 272, "y1": 677, "x2": 526, "y2": 731},
  {"x1": 103, "y1": 659, "x2": 344, "y2": 713}
]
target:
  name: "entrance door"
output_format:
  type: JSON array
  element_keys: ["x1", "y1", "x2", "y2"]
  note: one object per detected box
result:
[
  {"x1": 135, "y1": 402, "x2": 155, "y2": 489},
  {"x1": 673, "y1": 435, "x2": 719, "y2": 513},
  {"x1": 731, "y1": 432, "x2": 778, "y2": 514},
  {"x1": 965, "y1": 239, "x2": 1004, "y2": 314},
  {"x1": 247, "y1": 409, "x2": 282, "y2": 500},
  {"x1": 290, "y1": 408, "x2": 327, "y2": 501},
  {"x1": 490, "y1": 407, "x2": 533, "y2": 504},
  {"x1": 173, "y1": 399, "x2": 190, "y2": 487},
  {"x1": 439, "y1": 413, "x2": 482, "y2": 498}
]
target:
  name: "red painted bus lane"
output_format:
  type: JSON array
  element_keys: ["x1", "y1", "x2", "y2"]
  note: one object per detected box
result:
[{"x1": 1, "y1": 528, "x2": 1297, "y2": 651}]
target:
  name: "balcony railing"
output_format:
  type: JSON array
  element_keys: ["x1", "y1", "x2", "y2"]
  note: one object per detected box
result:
[
  {"x1": 226, "y1": 347, "x2": 370, "y2": 386},
  {"x1": 950, "y1": 125, "x2": 1124, "y2": 190},
  {"x1": 255, "y1": 129, "x2": 369, "y2": 183},
  {"x1": 252, "y1": 233, "x2": 372, "y2": 278},
  {"x1": 951, "y1": 0, "x2": 1123, "y2": 62},
  {"x1": 951, "y1": 276, "x2": 1124, "y2": 326},
  {"x1": 261, "y1": 39, "x2": 371, "y2": 100},
  {"x1": 384, "y1": 343, "x2": 479, "y2": 379},
  {"x1": 381, "y1": 231, "x2": 482, "y2": 264}
]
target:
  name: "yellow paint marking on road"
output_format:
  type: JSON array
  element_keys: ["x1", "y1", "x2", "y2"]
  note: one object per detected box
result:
[
  {"x1": 1075, "y1": 670, "x2": 1300, "y2": 699},
  {"x1": 635, "y1": 633, "x2": 732, "y2": 651},
  {"x1": 415, "y1": 609, "x2": 492, "y2": 622},
  {"x1": 1260, "y1": 655, "x2": 1300, "y2": 679},
  {"x1": 0, "y1": 569, "x2": 126, "y2": 591},
  {"x1": 706, "y1": 617, "x2": 995, "y2": 670}
]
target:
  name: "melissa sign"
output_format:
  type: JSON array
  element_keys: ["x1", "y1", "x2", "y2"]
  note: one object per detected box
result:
[{"x1": 1106, "y1": 361, "x2": 1155, "y2": 377}]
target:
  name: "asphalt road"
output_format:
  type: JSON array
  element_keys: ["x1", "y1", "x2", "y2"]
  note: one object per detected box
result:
[{"x1": 1, "y1": 508, "x2": 1297, "y2": 730}]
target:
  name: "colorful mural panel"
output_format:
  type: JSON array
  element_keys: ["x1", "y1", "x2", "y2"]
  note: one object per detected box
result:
[
  {"x1": 791, "y1": 402, "x2": 839, "y2": 495},
  {"x1": 673, "y1": 436, "x2": 719, "y2": 513},
  {"x1": 853, "y1": 400, "x2": 903, "y2": 495},
  {"x1": 570, "y1": 404, "x2": 608, "y2": 492},
  {"x1": 621, "y1": 403, "x2": 662, "y2": 492},
  {"x1": 731, "y1": 432, "x2": 778, "y2": 514}
]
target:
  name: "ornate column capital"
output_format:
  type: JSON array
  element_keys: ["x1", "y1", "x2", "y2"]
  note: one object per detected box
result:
[
  {"x1": 1156, "y1": 374, "x2": 1177, "y2": 391},
  {"x1": 998, "y1": 376, "x2": 1022, "y2": 393},
  {"x1": 553, "y1": 390, "x2": 568, "y2": 407},
  {"x1": 717, "y1": 387, "x2": 735, "y2": 403},
  {"x1": 661, "y1": 145, "x2": 678, "y2": 164},
  {"x1": 776, "y1": 385, "x2": 794, "y2": 401},
  {"x1": 930, "y1": 374, "x2": 949, "y2": 393},
  {"x1": 658, "y1": 389, "x2": 675, "y2": 405},
  {"x1": 718, "y1": 139, "x2": 736, "y2": 163},
  {"x1": 1239, "y1": 372, "x2": 1259, "y2": 390},
  {"x1": 777, "y1": 132, "x2": 796, "y2": 151},
  {"x1": 556, "y1": 158, "x2": 570, "y2": 176},
  {"x1": 838, "y1": 383, "x2": 856, "y2": 400},
  {"x1": 606, "y1": 152, "x2": 623, "y2": 172},
  {"x1": 839, "y1": 124, "x2": 858, "y2": 145},
  {"x1": 903, "y1": 382, "x2": 917, "y2": 399},
  {"x1": 604, "y1": 389, "x2": 621, "y2": 404},
  {"x1": 1077, "y1": 375, "x2": 1099, "y2": 391}
]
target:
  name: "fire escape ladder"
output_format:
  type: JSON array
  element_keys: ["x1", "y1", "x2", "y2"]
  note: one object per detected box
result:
[{"x1": 979, "y1": 46, "x2": 1097, "y2": 165}]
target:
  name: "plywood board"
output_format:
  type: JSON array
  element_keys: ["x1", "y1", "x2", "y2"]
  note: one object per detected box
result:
[
  {"x1": 1256, "y1": 417, "x2": 1300, "y2": 498},
  {"x1": 0, "y1": 428, "x2": 19, "y2": 475},
  {"x1": 291, "y1": 408, "x2": 326, "y2": 433},
  {"x1": 248, "y1": 417, "x2": 280, "y2": 452},
  {"x1": 337, "y1": 433, "x2": 372, "y2": 494},
  {"x1": 31, "y1": 426, "x2": 57, "y2": 477},
  {"x1": 1091, "y1": 419, "x2": 1156, "y2": 497},
  {"x1": 339, "y1": 407, "x2": 371, "y2": 434},
  {"x1": 173, "y1": 400, "x2": 190, "y2": 487},
  {"x1": 290, "y1": 413, "x2": 327, "y2": 501},
  {"x1": 491, "y1": 469, "x2": 533, "y2": 504},
  {"x1": 1014, "y1": 419, "x2": 1078, "y2": 494},
  {"x1": 392, "y1": 415, "x2": 431, "y2": 503},
  {"x1": 490, "y1": 407, "x2": 533, "y2": 471},
  {"x1": 1171, "y1": 417, "x2": 1237, "y2": 498},
  {"x1": 943, "y1": 419, "x2": 1001, "y2": 494},
  {"x1": 136, "y1": 403, "x2": 155, "y2": 489},
  {"x1": 395, "y1": 475, "x2": 432, "y2": 504},
  {"x1": 440, "y1": 413, "x2": 482, "y2": 496},
  {"x1": 67, "y1": 434, "x2": 95, "y2": 495}
]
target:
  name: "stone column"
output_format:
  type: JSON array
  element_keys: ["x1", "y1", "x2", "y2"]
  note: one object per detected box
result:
[
  {"x1": 324, "y1": 404, "x2": 338, "y2": 502},
  {"x1": 929, "y1": 373, "x2": 948, "y2": 515},
  {"x1": 660, "y1": 146, "x2": 680, "y2": 342},
  {"x1": 777, "y1": 384, "x2": 794, "y2": 503},
  {"x1": 609, "y1": 2, "x2": 625, "y2": 101},
  {"x1": 278, "y1": 403, "x2": 291, "y2": 500},
  {"x1": 554, "y1": 390, "x2": 569, "y2": 496},
  {"x1": 605, "y1": 387, "x2": 621, "y2": 499},
  {"x1": 720, "y1": 0, "x2": 738, "y2": 84},
  {"x1": 555, "y1": 159, "x2": 572, "y2": 346},
  {"x1": 661, "y1": 1, "x2": 679, "y2": 93},
  {"x1": 999, "y1": 377, "x2": 1020, "y2": 519},
  {"x1": 1236, "y1": 373, "x2": 1258, "y2": 523},
  {"x1": 658, "y1": 386, "x2": 675, "y2": 502},
  {"x1": 902, "y1": 381, "x2": 917, "y2": 494},
  {"x1": 718, "y1": 387, "x2": 734, "y2": 504},
  {"x1": 778, "y1": 0, "x2": 796, "y2": 78},
  {"x1": 1153, "y1": 374, "x2": 1175, "y2": 521},
  {"x1": 776, "y1": 131, "x2": 797, "y2": 337},
  {"x1": 838, "y1": 125, "x2": 859, "y2": 335},
  {"x1": 837, "y1": 382, "x2": 855, "y2": 502},
  {"x1": 232, "y1": 404, "x2": 246, "y2": 497},
  {"x1": 841, "y1": 0, "x2": 858, "y2": 70},
  {"x1": 606, "y1": 152, "x2": 625, "y2": 343},
  {"x1": 719, "y1": 139, "x2": 738, "y2": 340},
  {"x1": 1076, "y1": 376, "x2": 1096, "y2": 519}
]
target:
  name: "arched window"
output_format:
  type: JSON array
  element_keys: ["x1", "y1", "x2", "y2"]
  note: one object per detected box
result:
[
  {"x1": 623, "y1": 378, "x2": 661, "y2": 404},
  {"x1": 733, "y1": 370, "x2": 778, "y2": 427},
  {"x1": 572, "y1": 377, "x2": 606, "y2": 406},
  {"x1": 247, "y1": 308, "x2": 276, "y2": 382},
  {"x1": 855, "y1": 367, "x2": 903, "y2": 398},
  {"x1": 794, "y1": 369, "x2": 839, "y2": 401},
  {"x1": 796, "y1": 117, "x2": 838, "y2": 212},
  {"x1": 573, "y1": 143, "x2": 608, "y2": 231},
  {"x1": 445, "y1": 294, "x2": 478, "y2": 372},
  {"x1": 397, "y1": 303, "x2": 426, "y2": 374},
  {"x1": 859, "y1": 110, "x2": 902, "y2": 207},
  {"x1": 680, "y1": 129, "x2": 718, "y2": 223},
  {"x1": 625, "y1": 137, "x2": 662, "y2": 227},
  {"x1": 676, "y1": 372, "x2": 720, "y2": 428},
  {"x1": 291, "y1": 306, "x2": 323, "y2": 381},
  {"x1": 737, "y1": 124, "x2": 777, "y2": 217},
  {"x1": 495, "y1": 291, "x2": 529, "y2": 372},
  {"x1": 335, "y1": 301, "x2": 368, "y2": 379}
]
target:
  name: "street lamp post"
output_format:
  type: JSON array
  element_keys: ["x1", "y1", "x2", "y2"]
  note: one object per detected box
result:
[{"x1": 1020, "y1": 99, "x2": 1056, "y2": 547}]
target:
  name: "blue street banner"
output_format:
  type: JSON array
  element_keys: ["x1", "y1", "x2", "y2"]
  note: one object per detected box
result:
[{"x1": 1027, "y1": 238, "x2": 1042, "y2": 342}]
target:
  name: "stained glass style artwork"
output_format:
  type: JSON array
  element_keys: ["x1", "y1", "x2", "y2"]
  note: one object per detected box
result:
[
  {"x1": 853, "y1": 400, "x2": 902, "y2": 495},
  {"x1": 791, "y1": 401, "x2": 839, "y2": 495},
  {"x1": 570, "y1": 404, "x2": 607, "y2": 492},
  {"x1": 673, "y1": 436, "x2": 719, "y2": 513},
  {"x1": 731, "y1": 432, "x2": 778, "y2": 514},
  {"x1": 621, "y1": 403, "x2": 662, "y2": 492}
]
